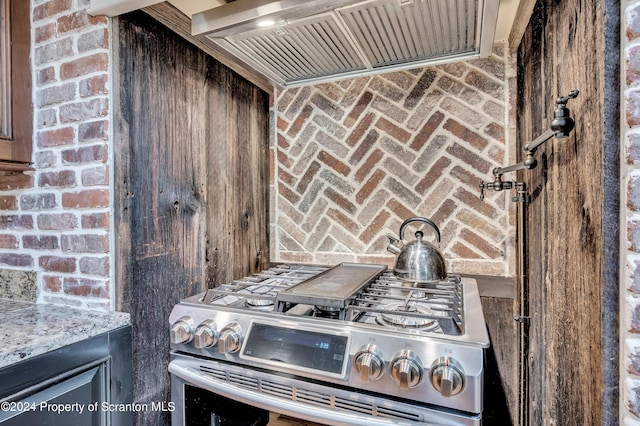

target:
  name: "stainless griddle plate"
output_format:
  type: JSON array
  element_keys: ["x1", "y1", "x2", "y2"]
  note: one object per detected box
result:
[{"x1": 275, "y1": 263, "x2": 386, "y2": 309}]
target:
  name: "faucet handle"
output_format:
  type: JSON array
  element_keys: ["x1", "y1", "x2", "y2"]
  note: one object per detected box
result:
[
  {"x1": 479, "y1": 181, "x2": 487, "y2": 200},
  {"x1": 556, "y1": 89, "x2": 579, "y2": 106}
]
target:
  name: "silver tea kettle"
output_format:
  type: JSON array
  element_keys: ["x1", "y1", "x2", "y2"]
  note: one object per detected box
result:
[{"x1": 386, "y1": 217, "x2": 447, "y2": 283}]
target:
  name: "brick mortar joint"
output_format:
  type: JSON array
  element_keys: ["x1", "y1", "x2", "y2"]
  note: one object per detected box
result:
[
  {"x1": 625, "y1": 87, "x2": 640, "y2": 99},
  {"x1": 626, "y1": 38, "x2": 640, "y2": 51},
  {"x1": 31, "y1": 2, "x2": 93, "y2": 24},
  {"x1": 464, "y1": 62, "x2": 508, "y2": 86},
  {"x1": 32, "y1": 26, "x2": 109, "y2": 44},
  {"x1": 35, "y1": 82, "x2": 110, "y2": 97},
  {"x1": 45, "y1": 165, "x2": 111, "y2": 174},
  {"x1": 630, "y1": 169, "x2": 640, "y2": 181},
  {"x1": 35, "y1": 73, "x2": 110, "y2": 88}
]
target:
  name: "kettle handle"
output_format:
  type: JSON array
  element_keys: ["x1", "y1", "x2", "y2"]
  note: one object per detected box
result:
[{"x1": 399, "y1": 217, "x2": 441, "y2": 243}]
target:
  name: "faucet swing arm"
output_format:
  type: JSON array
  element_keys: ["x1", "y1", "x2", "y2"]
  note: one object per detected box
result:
[
  {"x1": 478, "y1": 177, "x2": 528, "y2": 203},
  {"x1": 479, "y1": 90, "x2": 579, "y2": 202}
]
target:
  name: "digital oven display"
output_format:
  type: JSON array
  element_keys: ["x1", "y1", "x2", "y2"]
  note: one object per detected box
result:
[{"x1": 242, "y1": 323, "x2": 348, "y2": 375}]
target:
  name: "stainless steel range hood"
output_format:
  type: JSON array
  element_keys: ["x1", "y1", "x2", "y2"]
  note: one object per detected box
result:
[{"x1": 192, "y1": 0, "x2": 500, "y2": 88}]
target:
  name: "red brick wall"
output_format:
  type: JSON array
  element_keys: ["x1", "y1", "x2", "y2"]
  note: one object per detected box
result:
[
  {"x1": 624, "y1": 1, "x2": 640, "y2": 422},
  {"x1": 0, "y1": 1, "x2": 516, "y2": 309},
  {"x1": 0, "y1": 0, "x2": 111, "y2": 310},
  {"x1": 271, "y1": 48, "x2": 517, "y2": 276}
]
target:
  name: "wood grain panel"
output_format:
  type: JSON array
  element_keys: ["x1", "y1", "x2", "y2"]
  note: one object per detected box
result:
[
  {"x1": 515, "y1": 0, "x2": 619, "y2": 424},
  {"x1": 113, "y1": 11, "x2": 270, "y2": 426},
  {"x1": 142, "y1": 2, "x2": 274, "y2": 94},
  {"x1": 480, "y1": 296, "x2": 517, "y2": 424}
]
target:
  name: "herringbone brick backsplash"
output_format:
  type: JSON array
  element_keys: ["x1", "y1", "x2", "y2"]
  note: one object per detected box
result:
[{"x1": 270, "y1": 48, "x2": 515, "y2": 276}]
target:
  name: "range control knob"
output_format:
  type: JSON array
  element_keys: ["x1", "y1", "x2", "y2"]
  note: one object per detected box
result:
[
  {"x1": 353, "y1": 344, "x2": 385, "y2": 381},
  {"x1": 390, "y1": 350, "x2": 424, "y2": 390},
  {"x1": 218, "y1": 322, "x2": 243, "y2": 354},
  {"x1": 429, "y1": 357, "x2": 465, "y2": 397},
  {"x1": 193, "y1": 320, "x2": 219, "y2": 349},
  {"x1": 170, "y1": 316, "x2": 195, "y2": 345}
]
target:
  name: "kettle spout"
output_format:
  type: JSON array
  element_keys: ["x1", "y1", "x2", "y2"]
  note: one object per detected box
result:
[{"x1": 386, "y1": 236, "x2": 402, "y2": 254}]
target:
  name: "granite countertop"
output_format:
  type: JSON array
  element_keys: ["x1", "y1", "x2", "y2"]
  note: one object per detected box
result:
[{"x1": 0, "y1": 298, "x2": 131, "y2": 369}]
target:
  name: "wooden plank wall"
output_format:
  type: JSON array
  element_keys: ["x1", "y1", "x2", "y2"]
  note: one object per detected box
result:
[
  {"x1": 480, "y1": 295, "x2": 518, "y2": 424},
  {"x1": 516, "y1": 0, "x2": 619, "y2": 424},
  {"x1": 113, "y1": 11, "x2": 270, "y2": 426}
]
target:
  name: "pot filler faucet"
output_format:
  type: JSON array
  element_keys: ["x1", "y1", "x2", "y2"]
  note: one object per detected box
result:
[{"x1": 479, "y1": 89, "x2": 579, "y2": 203}]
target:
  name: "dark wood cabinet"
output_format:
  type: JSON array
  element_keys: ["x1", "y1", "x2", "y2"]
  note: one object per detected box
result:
[
  {"x1": 0, "y1": 0, "x2": 32, "y2": 170},
  {"x1": 0, "y1": 326, "x2": 132, "y2": 426},
  {"x1": 0, "y1": 365, "x2": 108, "y2": 426}
]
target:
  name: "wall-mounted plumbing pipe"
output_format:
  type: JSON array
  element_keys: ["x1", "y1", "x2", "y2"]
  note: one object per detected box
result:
[{"x1": 479, "y1": 90, "x2": 579, "y2": 203}]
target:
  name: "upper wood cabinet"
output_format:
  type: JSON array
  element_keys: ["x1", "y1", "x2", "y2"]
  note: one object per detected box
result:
[{"x1": 0, "y1": 0, "x2": 32, "y2": 170}]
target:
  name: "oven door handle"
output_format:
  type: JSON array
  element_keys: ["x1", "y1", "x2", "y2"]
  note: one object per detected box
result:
[{"x1": 169, "y1": 359, "x2": 430, "y2": 426}]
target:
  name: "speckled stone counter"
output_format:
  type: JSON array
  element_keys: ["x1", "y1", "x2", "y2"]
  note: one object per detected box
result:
[
  {"x1": 0, "y1": 270, "x2": 37, "y2": 301},
  {"x1": 0, "y1": 298, "x2": 131, "y2": 368}
]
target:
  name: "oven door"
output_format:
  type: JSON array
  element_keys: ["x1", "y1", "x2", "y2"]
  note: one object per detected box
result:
[
  {"x1": 172, "y1": 374, "x2": 269, "y2": 426},
  {"x1": 169, "y1": 354, "x2": 481, "y2": 426}
]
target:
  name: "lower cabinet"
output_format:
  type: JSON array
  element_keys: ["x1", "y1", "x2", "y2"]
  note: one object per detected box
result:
[
  {"x1": 0, "y1": 363, "x2": 107, "y2": 425},
  {"x1": 0, "y1": 326, "x2": 132, "y2": 426}
]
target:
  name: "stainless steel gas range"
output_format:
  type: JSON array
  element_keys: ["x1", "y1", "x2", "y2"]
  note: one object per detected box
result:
[{"x1": 168, "y1": 263, "x2": 490, "y2": 425}]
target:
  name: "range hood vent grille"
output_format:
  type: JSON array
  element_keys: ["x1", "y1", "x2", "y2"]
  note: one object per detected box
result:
[
  {"x1": 229, "y1": 13, "x2": 366, "y2": 84},
  {"x1": 341, "y1": 0, "x2": 477, "y2": 65},
  {"x1": 192, "y1": 0, "x2": 499, "y2": 88}
]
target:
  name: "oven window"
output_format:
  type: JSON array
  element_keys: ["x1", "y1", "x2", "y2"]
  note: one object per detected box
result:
[{"x1": 184, "y1": 384, "x2": 269, "y2": 426}]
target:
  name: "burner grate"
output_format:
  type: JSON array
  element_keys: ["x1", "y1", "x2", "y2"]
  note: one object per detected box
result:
[
  {"x1": 201, "y1": 264, "x2": 330, "y2": 308},
  {"x1": 348, "y1": 272, "x2": 465, "y2": 335},
  {"x1": 196, "y1": 265, "x2": 465, "y2": 335}
]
